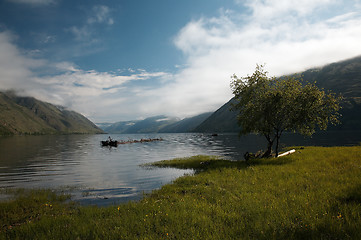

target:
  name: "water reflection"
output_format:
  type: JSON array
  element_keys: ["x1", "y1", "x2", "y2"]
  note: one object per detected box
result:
[{"x1": 0, "y1": 131, "x2": 360, "y2": 205}]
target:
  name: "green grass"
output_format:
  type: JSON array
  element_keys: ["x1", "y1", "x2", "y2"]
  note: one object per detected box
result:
[{"x1": 1, "y1": 146, "x2": 361, "y2": 239}]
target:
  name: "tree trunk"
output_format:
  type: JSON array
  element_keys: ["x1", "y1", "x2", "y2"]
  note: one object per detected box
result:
[
  {"x1": 262, "y1": 137, "x2": 273, "y2": 158},
  {"x1": 275, "y1": 131, "x2": 282, "y2": 157},
  {"x1": 275, "y1": 135, "x2": 280, "y2": 157}
]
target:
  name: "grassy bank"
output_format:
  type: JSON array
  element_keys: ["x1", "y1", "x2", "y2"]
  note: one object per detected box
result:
[{"x1": 1, "y1": 146, "x2": 361, "y2": 239}]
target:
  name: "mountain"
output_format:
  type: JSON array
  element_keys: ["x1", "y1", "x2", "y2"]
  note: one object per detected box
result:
[
  {"x1": 193, "y1": 100, "x2": 240, "y2": 133},
  {"x1": 0, "y1": 92, "x2": 103, "y2": 135},
  {"x1": 158, "y1": 112, "x2": 213, "y2": 133},
  {"x1": 103, "y1": 115, "x2": 179, "y2": 133},
  {"x1": 302, "y1": 56, "x2": 361, "y2": 101},
  {"x1": 123, "y1": 116, "x2": 180, "y2": 133},
  {"x1": 195, "y1": 56, "x2": 361, "y2": 133},
  {"x1": 95, "y1": 122, "x2": 113, "y2": 130},
  {"x1": 102, "y1": 120, "x2": 140, "y2": 133},
  {"x1": 102, "y1": 113, "x2": 213, "y2": 133}
]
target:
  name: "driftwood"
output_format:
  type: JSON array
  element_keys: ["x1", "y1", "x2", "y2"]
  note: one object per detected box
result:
[
  {"x1": 244, "y1": 148, "x2": 296, "y2": 161},
  {"x1": 277, "y1": 149, "x2": 296, "y2": 157},
  {"x1": 101, "y1": 138, "x2": 163, "y2": 147},
  {"x1": 117, "y1": 138, "x2": 163, "y2": 145}
]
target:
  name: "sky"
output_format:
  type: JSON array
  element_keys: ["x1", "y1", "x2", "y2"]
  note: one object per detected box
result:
[{"x1": 1, "y1": 0, "x2": 361, "y2": 123}]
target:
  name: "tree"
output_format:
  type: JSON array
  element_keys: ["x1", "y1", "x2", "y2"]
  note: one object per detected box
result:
[{"x1": 230, "y1": 64, "x2": 342, "y2": 157}]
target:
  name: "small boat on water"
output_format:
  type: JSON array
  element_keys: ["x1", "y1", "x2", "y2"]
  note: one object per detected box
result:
[{"x1": 101, "y1": 140, "x2": 118, "y2": 147}]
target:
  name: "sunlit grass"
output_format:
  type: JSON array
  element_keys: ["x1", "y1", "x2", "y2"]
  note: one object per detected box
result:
[
  {"x1": 143, "y1": 155, "x2": 247, "y2": 171},
  {"x1": 1, "y1": 146, "x2": 361, "y2": 239}
]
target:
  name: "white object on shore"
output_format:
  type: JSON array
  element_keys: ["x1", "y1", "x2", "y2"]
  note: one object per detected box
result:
[{"x1": 278, "y1": 149, "x2": 296, "y2": 157}]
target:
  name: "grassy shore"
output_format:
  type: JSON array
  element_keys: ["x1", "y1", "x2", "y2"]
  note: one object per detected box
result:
[{"x1": 1, "y1": 146, "x2": 361, "y2": 239}]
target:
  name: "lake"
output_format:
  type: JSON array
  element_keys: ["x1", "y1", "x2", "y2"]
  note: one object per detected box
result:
[{"x1": 0, "y1": 131, "x2": 360, "y2": 206}]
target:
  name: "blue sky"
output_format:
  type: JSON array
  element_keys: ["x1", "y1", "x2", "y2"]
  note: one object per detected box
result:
[{"x1": 1, "y1": 0, "x2": 361, "y2": 122}]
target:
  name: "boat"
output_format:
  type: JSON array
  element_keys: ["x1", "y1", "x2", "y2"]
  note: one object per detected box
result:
[{"x1": 101, "y1": 140, "x2": 118, "y2": 147}]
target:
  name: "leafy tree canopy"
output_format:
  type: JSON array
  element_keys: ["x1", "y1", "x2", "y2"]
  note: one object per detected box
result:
[{"x1": 230, "y1": 64, "x2": 342, "y2": 157}]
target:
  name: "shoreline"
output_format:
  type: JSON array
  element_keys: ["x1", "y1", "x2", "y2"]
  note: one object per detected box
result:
[{"x1": 1, "y1": 145, "x2": 361, "y2": 239}]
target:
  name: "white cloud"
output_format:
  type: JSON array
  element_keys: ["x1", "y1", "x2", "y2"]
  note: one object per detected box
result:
[
  {"x1": 68, "y1": 5, "x2": 114, "y2": 42},
  {"x1": 88, "y1": 5, "x2": 114, "y2": 25},
  {"x1": 244, "y1": 0, "x2": 335, "y2": 20},
  {"x1": 0, "y1": 31, "x2": 40, "y2": 90},
  {"x1": 2, "y1": 1, "x2": 361, "y2": 122},
  {"x1": 29, "y1": 67, "x2": 171, "y2": 121},
  {"x1": 154, "y1": 0, "x2": 361, "y2": 119},
  {"x1": 0, "y1": 30, "x2": 170, "y2": 121},
  {"x1": 67, "y1": 26, "x2": 92, "y2": 42}
]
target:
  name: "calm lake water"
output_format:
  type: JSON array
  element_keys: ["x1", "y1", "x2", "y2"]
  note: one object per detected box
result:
[{"x1": 0, "y1": 132, "x2": 360, "y2": 206}]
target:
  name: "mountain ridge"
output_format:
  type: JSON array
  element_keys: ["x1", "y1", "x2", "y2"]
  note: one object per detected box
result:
[
  {"x1": 101, "y1": 113, "x2": 213, "y2": 133},
  {"x1": 0, "y1": 92, "x2": 104, "y2": 135},
  {"x1": 195, "y1": 56, "x2": 361, "y2": 133}
]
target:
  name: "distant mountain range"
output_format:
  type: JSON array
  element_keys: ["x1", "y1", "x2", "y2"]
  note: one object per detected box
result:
[
  {"x1": 0, "y1": 92, "x2": 103, "y2": 135},
  {"x1": 158, "y1": 112, "x2": 213, "y2": 133},
  {"x1": 100, "y1": 56, "x2": 361, "y2": 134},
  {"x1": 100, "y1": 113, "x2": 212, "y2": 134}
]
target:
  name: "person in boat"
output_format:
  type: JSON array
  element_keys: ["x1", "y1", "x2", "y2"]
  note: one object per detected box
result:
[{"x1": 107, "y1": 136, "x2": 112, "y2": 142}]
